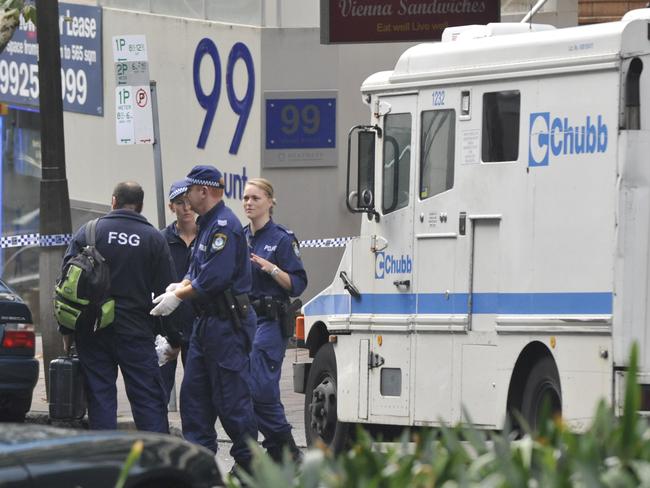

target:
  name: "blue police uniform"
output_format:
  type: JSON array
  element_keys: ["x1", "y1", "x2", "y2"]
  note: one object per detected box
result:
[
  {"x1": 245, "y1": 219, "x2": 307, "y2": 457},
  {"x1": 180, "y1": 166, "x2": 257, "y2": 466},
  {"x1": 63, "y1": 209, "x2": 175, "y2": 433},
  {"x1": 159, "y1": 182, "x2": 196, "y2": 401}
]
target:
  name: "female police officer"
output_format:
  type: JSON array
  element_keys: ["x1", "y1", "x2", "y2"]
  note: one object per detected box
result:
[{"x1": 243, "y1": 178, "x2": 307, "y2": 462}]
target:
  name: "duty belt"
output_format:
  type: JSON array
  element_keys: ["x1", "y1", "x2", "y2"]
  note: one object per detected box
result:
[{"x1": 251, "y1": 296, "x2": 287, "y2": 320}]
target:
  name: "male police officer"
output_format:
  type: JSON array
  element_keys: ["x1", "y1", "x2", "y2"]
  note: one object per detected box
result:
[
  {"x1": 159, "y1": 180, "x2": 197, "y2": 401},
  {"x1": 150, "y1": 166, "x2": 257, "y2": 472},
  {"x1": 61, "y1": 181, "x2": 176, "y2": 433}
]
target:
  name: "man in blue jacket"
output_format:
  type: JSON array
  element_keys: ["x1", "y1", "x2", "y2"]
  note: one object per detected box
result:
[
  {"x1": 150, "y1": 166, "x2": 257, "y2": 473},
  {"x1": 62, "y1": 181, "x2": 176, "y2": 433}
]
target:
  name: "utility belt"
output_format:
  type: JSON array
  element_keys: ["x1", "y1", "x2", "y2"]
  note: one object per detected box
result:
[
  {"x1": 194, "y1": 289, "x2": 251, "y2": 331},
  {"x1": 251, "y1": 296, "x2": 287, "y2": 321},
  {"x1": 251, "y1": 295, "x2": 302, "y2": 339}
]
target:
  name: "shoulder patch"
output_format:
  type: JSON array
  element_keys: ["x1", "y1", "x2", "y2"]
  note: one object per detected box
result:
[
  {"x1": 217, "y1": 219, "x2": 228, "y2": 226},
  {"x1": 292, "y1": 240, "x2": 301, "y2": 258},
  {"x1": 211, "y1": 232, "x2": 227, "y2": 252}
]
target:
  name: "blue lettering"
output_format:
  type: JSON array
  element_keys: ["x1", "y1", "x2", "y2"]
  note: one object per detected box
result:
[
  {"x1": 528, "y1": 112, "x2": 609, "y2": 167},
  {"x1": 374, "y1": 253, "x2": 413, "y2": 279}
]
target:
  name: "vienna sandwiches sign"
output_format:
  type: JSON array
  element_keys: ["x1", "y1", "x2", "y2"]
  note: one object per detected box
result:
[{"x1": 321, "y1": 0, "x2": 501, "y2": 43}]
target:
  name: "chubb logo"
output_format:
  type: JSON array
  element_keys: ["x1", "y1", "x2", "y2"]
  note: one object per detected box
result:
[
  {"x1": 528, "y1": 112, "x2": 608, "y2": 167},
  {"x1": 375, "y1": 252, "x2": 412, "y2": 279}
]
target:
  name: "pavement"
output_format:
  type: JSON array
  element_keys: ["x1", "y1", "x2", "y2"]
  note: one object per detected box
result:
[{"x1": 29, "y1": 334, "x2": 309, "y2": 472}]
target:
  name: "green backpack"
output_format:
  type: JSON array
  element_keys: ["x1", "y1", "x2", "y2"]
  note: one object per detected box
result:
[{"x1": 53, "y1": 218, "x2": 115, "y2": 332}]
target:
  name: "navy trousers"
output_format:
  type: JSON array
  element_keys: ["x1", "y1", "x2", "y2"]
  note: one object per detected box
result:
[
  {"x1": 249, "y1": 317, "x2": 292, "y2": 448},
  {"x1": 75, "y1": 328, "x2": 169, "y2": 433},
  {"x1": 180, "y1": 312, "x2": 257, "y2": 464}
]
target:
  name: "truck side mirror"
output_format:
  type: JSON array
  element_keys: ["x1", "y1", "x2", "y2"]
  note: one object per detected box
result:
[{"x1": 346, "y1": 125, "x2": 381, "y2": 221}]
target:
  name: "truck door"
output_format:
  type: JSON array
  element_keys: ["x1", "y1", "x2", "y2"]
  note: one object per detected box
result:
[
  {"x1": 367, "y1": 94, "x2": 416, "y2": 420},
  {"x1": 412, "y1": 91, "x2": 460, "y2": 424}
]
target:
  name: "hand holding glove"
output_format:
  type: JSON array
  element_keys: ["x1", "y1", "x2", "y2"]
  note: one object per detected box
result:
[
  {"x1": 155, "y1": 335, "x2": 180, "y2": 366},
  {"x1": 150, "y1": 291, "x2": 182, "y2": 316}
]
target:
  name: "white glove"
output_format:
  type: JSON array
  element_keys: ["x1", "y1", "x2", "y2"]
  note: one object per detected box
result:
[
  {"x1": 155, "y1": 335, "x2": 179, "y2": 366},
  {"x1": 150, "y1": 291, "x2": 182, "y2": 316},
  {"x1": 165, "y1": 282, "x2": 182, "y2": 293}
]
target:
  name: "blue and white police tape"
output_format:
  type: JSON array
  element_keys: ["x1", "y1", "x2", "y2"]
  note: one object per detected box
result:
[
  {"x1": 0, "y1": 233, "x2": 354, "y2": 249},
  {"x1": 299, "y1": 237, "x2": 353, "y2": 248},
  {"x1": 0, "y1": 233, "x2": 72, "y2": 248}
]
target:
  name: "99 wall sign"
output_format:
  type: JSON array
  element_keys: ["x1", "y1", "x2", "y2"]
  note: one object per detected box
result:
[{"x1": 263, "y1": 90, "x2": 337, "y2": 168}]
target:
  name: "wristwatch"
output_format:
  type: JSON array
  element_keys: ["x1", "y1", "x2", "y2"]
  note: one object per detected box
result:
[{"x1": 270, "y1": 266, "x2": 280, "y2": 276}]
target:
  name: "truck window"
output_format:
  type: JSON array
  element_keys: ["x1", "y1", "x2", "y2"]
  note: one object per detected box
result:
[
  {"x1": 420, "y1": 109, "x2": 455, "y2": 199},
  {"x1": 482, "y1": 90, "x2": 520, "y2": 162},
  {"x1": 382, "y1": 113, "x2": 412, "y2": 213}
]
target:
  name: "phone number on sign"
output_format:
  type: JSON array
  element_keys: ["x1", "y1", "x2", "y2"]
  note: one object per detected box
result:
[{"x1": 0, "y1": 60, "x2": 88, "y2": 105}]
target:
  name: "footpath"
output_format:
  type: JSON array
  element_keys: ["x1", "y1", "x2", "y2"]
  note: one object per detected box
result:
[{"x1": 29, "y1": 335, "x2": 309, "y2": 470}]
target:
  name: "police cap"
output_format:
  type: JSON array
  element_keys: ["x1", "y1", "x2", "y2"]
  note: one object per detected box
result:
[
  {"x1": 185, "y1": 165, "x2": 225, "y2": 189},
  {"x1": 168, "y1": 180, "x2": 188, "y2": 201}
]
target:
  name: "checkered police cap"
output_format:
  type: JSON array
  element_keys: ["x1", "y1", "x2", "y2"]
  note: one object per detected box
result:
[
  {"x1": 168, "y1": 180, "x2": 188, "y2": 201},
  {"x1": 185, "y1": 165, "x2": 225, "y2": 189}
]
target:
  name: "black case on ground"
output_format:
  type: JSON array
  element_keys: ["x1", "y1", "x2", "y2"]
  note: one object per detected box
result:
[{"x1": 48, "y1": 355, "x2": 87, "y2": 420}]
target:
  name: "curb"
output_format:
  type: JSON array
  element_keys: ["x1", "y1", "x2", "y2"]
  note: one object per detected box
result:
[{"x1": 26, "y1": 411, "x2": 186, "y2": 439}]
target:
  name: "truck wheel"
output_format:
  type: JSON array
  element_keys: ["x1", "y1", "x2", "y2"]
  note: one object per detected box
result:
[
  {"x1": 304, "y1": 343, "x2": 350, "y2": 453},
  {"x1": 521, "y1": 356, "x2": 561, "y2": 432}
]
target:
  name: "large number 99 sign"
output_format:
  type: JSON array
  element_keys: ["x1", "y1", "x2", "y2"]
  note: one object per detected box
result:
[{"x1": 192, "y1": 38, "x2": 255, "y2": 153}]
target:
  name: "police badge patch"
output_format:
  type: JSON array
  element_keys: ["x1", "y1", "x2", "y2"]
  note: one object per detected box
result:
[
  {"x1": 292, "y1": 240, "x2": 301, "y2": 258},
  {"x1": 211, "y1": 233, "x2": 227, "y2": 252}
]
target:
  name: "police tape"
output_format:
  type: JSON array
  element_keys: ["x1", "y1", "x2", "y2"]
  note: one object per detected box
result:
[
  {"x1": 0, "y1": 233, "x2": 354, "y2": 249},
  {"x1": 299, "y1": 237, "x2": 353, "y2": 248},
  {"x1": 0, "y1": 233, "x2": 72, "y2": 248}
]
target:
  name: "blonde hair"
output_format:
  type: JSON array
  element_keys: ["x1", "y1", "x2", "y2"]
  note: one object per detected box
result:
[{"x1": 246, "y1": 178, "x2": 277, "y2": 214}]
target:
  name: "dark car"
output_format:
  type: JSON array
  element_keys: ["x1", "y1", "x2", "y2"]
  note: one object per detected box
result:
[
  {"x1": 0, "y1": 423, "x2": 223, "y2": 487},
  {"x1": 0, "y1": 280, "x2": 38, "y2": 422}
]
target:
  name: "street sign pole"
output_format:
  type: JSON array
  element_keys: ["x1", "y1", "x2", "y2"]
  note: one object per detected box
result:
[
  {"x1": 150, "y1": 80, "x2": 176, "y2": 412},
  {"x1": 150, "y1": 81, "x2": 165, "y2": 231}
]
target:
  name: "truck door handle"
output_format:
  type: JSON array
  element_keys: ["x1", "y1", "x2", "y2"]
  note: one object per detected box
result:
[
  {"x1": 393, "y1": 279, "x2": 410, "y2": 289},
  {"x1": 340, "y1": 271, "x2": 361, "y2": 299}
]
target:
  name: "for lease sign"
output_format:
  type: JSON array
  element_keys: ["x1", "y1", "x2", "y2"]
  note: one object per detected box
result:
[{"x1": 321, "y1": 0, "x2": 500, "y2": 43}]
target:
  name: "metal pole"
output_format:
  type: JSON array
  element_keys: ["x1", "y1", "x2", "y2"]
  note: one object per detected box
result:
[
  {"x1": 150, "y1": 80, "x2": 177, "y2": 412},
  {"x1": 36, "y1": 0, "x2": 72, "y2": 398},
  {"x1": 520, "y1": 0, "x2": 549, "y2": 24},
  {"x1": 150, "y1": 81, "x2": 166, "y2": 230}
]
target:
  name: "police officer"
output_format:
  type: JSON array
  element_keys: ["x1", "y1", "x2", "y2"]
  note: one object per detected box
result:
[
  {"x1": 61, "y1": 181, "x2": 176, "y2": 433},
  {"x1": 159, "y1": 181, "x2": 197, "y2": 401},
  {"x1": 150, "y1": 165, "x2": 257, "y2": 473},
  {"x1": 243, "y1": 178, "x2": 307, "y2": 462}
]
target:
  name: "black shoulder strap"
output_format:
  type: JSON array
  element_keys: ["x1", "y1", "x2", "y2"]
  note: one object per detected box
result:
[{"x1": 84, "y1": 218, "x2": 100, "y2": 247}]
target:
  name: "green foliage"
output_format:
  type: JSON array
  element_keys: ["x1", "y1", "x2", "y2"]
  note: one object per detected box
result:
[
  {"x1": 229, "y1": 343, "x2": 650, "y2": 487},
  {"x1": 1, "y1": 0, "x2": 35, "y2": 25}
]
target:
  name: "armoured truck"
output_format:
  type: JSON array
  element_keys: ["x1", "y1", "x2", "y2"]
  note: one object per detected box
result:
[{"x1": 293, "y1": 9, "x2": 650, "y2": 451}]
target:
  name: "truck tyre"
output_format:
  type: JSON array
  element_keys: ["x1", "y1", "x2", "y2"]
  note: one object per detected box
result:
[
  {"x1": 304, "y1": 342, "x2": 350, "y2": 453},
  {"x1": 521, "y1": 356, "x2": 561, "y2": 432}
]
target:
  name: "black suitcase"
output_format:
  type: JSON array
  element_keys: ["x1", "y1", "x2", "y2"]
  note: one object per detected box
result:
[{"x1": 48, "y1": 355, "x2": 87, "y2": 420}]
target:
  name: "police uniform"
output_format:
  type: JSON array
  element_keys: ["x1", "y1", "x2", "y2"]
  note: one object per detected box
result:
[
  {"x1": 245, "y1": 219, "x2": 307, "y2": 459},
  {"x1": 180, "y1": 166, "x2": 257, "y2": 467},
  {"x1": 63, "y1": 209, "x2": 175, "y2": 433},
  {"x1": 159, "y1": 182, "x2": 196, "y2": 401}
]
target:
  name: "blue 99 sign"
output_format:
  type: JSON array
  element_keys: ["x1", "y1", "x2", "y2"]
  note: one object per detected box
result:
[
  {"x1": 192, "y1": 38, "x2": 255, "y2": 153},
  {"x1": 265, "y1": 98, "x2": 336, "y2": 149}
]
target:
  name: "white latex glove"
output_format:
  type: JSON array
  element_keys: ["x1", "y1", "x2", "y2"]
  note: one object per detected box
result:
[
  {"x1": 155, "y1": 334, "x2": 169, "y2": 366},
  {"x1": 150, "y1": 291, "x2": 182, "y2": 316},
  {"x1": 165, "y1": 282, "x2": 182, "y2": 293},
  {"x1": 154, "y1": 335, "x2": 180, "y2": 366}
]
